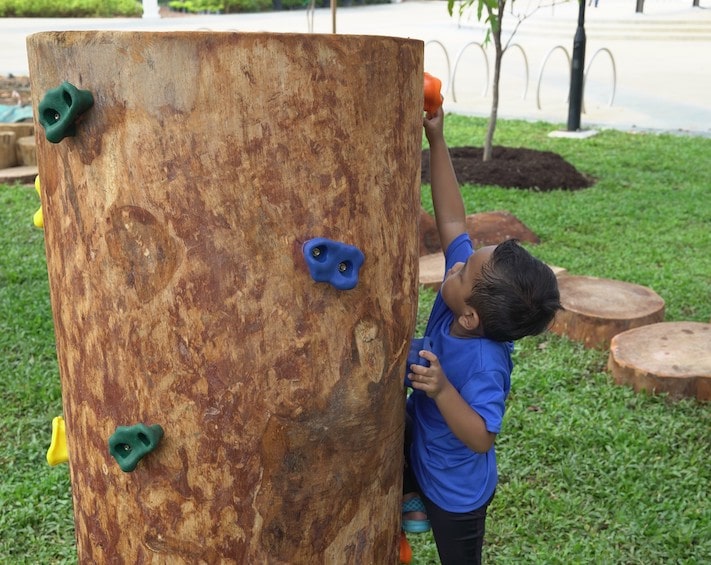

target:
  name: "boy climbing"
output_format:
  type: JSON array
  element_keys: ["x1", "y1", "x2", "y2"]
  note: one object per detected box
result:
[{"x1": 402, "y1": 105, "x2": 561, "y2": 564}]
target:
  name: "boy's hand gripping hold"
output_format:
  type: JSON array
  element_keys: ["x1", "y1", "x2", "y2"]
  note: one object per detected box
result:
[{"x1": 408, "y1": 350, "x2": 450, "y2": 399}]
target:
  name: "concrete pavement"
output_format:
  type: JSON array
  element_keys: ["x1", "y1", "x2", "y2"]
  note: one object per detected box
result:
[{"x1": 1, "y1": 0, "x2": 710, "y2": 135}]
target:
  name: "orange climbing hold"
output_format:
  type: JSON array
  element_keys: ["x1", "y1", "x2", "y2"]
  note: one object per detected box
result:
[
  {"x1": 423, "y1": 72, "x2": 443, "y2": 115},
  {"x1": 400, "y1": 531, "x2": 413, "y2": 564}
]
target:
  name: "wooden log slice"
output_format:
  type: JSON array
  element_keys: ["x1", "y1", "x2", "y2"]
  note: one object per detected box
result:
[
  {"x1": 417, "y1": 209, "x2": 541, "y2": 257},
  {"x1": 16, "y1": 135, "x2": 37, "y2": 166},
  {"x1": 551, "y1": 275, "x2": 665, "y2": 349},
  {"x1": 0, "y1": 122, "x2": 35, "y2": 139},
  {"x1": 419, "y1": 252, "x2": 444, "y2": 291},
  {"x1": 608, "y1": 322, "x2": 711, "y2": 401},
  {"x1": 419, "y1": 252, "x2": 566, "y2": 292},
  {"x1": 465, "y1": 211, "x2": 540, "y2": 247},
  {"x1": 0, "y1": 165, "x2": 37, "y2": 185},
  {"x1": 0, "y1": 131, "x2": 17, "y2": 168}
]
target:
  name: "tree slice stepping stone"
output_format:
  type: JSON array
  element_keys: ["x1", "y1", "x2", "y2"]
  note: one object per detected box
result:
[
  {"x1": 0, "y1": 131, "x2": 17, "y2": 168},
  {"x1": 0, "y1": 165, "x2": 38, "y2": 185},
  {"x1": 0, "y1": 122, "x2": 35, "y2": 139},
  {"x1": 418, "y1": 209, "x2": 541, "y2": 257},
  {"x1": 16, "y1": 135, "x2": 37, "y2": 166},
  {"x1": 419, "y1": 252, "x2": 566, "y2": 292},
  {"x1": 419, "y1": 208, "x2": 440, "y2": 256},
  {"x1": 551, "y1": 275, "x2": 665, "y2": 349},
  {"x1": 608, "y1": 322, "x2": 711, "y2": 401},
  {"x1": 466, "y1": 211, "x2": 540, "y2": 248},
  {"x1": 419, "y1": 252, "x2": 445, "y2": 291}
]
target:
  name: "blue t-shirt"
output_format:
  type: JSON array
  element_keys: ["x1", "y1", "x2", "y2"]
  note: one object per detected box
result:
[{"x1": 407, "y1": 233, "x2": 513, "y2": 512}]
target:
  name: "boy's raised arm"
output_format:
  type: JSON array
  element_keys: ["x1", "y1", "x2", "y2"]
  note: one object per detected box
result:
[{"x1": 423, "y1": 107, "x2": 468, "y2": 253}]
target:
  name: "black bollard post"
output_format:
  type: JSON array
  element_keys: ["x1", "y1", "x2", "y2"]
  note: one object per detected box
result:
[{"x1": 567, "y1": 0, "x2": 587, "y2": 132}]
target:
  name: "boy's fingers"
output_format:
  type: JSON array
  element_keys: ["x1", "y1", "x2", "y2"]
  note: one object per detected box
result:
[{"x1": 419, "y1": 350, "x2": 438, "y2": 363}]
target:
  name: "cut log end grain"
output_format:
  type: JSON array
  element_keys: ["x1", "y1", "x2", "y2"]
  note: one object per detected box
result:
[
  {"x1": 419, "y1": 252, "x2": 566, "y2": 292},
  {"x1": 0, "y1": 131, "x2": 17, "y2": 168},
  {"x1": 551, "y1": 275, "x2": 665, "y2": 349},
  {"x1": 419, "y1": 252, "x2": 444, "y2": 291},
  {"x1": 608, "y1": 322, "x2": 711, "y2": 401},
  {"x1": 16, "y1": 135, "x2": 37, "y2": 166}
]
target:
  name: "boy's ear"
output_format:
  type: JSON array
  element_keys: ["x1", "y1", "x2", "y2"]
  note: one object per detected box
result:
[{"x1": 458, "y1": 307, "x2": 481, "y2": 332}]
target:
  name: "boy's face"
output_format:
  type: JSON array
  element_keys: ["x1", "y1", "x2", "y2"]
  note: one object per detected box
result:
[{"x1": 441, "y1": 245, "x2": 496, "y2": 316}]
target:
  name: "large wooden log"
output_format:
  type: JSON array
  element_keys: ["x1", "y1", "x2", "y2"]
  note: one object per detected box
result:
[
  {"x1": 551, "y1": 275, "x2": 665, "y2": 349},
  {"x1": 608, "y1": 322, "x2": 711, "y2": 401},
  {"x1": 28, "y1": 31, "x2": 423, "y2": 563}
]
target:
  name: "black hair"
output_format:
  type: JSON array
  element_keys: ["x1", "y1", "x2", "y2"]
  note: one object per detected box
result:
[{"x1": 466, "y1": 239, "x2": 562, "y2": 342}]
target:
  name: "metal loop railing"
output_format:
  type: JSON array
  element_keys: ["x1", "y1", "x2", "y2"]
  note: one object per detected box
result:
[
  {"x1": 503, "y1": 43, "x2": 530, "y2": 100},
  {"x1": 451, "y1": 41, "x2": 489, "y2": 102},
  {"x1": 536, "y1": 45, "x2": 571, "y2": 110},
  {"x1": 424, "y1": 40, "x2": 452, "y2": 95},
  {"x1": 306, "y1": 0, "x2": 316, "y2": 33},
  {"x1": 583, "y1": 47, "x2": 617, "y2": 113}
]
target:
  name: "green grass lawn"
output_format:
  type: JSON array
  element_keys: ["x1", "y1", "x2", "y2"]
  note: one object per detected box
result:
[{"x1": 1, "y1": 115, "x2": 710, "y2": 563}]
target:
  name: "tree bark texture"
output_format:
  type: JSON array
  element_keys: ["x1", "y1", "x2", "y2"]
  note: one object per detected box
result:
[{"x1": 28, "y1": 31, "x2": 423, "y2": 564}]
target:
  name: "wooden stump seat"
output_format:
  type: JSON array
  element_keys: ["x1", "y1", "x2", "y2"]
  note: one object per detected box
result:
[
  {"x1": 0, "y1": 125, "x2": 36, "y2": 170},
  {"x1": 418, "y1": 209, "x2": 541, "y2": 257},
  {"x1": 551, "y1": 275, "x2": 665, "y2": 349},
  {"x1": 0, "y1": 131, "x2": 16, "y2": 168},
  {"x1": 419, "y1": 252, "x2": 445, "y2": 291},
  {"x1": 16, "y1": 135, "x2": 37, "y2": 166},
  {"x1": 0, "y1": 122, "x2": 34, "y2": 139},
  {"x1": 0, "y1": 165, "x2": 38, "y2": 185},
  {"x1": 418, "y1": 252, "x2": 566, "y2": 292},
  {"x1": 608, "y1": 322, "x2": 711, "y2": 401}
]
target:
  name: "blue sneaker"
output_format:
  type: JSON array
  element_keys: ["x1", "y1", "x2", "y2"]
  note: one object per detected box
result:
[{"x1": 402, "y1": 496, "x2": 431, "y2": 533}]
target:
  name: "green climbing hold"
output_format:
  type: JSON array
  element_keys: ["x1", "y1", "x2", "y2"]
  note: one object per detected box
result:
[
  {"x1": 38, "y1": 81, "x2": 94, "y2": 144},
  {"x1": 108, "y1": 423, "x2": 164, "y2": 473}
]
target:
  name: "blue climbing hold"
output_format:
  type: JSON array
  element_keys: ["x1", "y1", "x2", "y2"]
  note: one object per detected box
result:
[
  {"x1": 404, "y1": 336, "x2": 433, "y2": 388},
  {"x1": 303, "y1": 237, "x2": 365, "y2": 291}
]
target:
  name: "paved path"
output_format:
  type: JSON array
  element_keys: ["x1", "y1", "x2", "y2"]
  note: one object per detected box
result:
[{"x1": 1, "y1": 0, "x2": 710, "y2": 135}]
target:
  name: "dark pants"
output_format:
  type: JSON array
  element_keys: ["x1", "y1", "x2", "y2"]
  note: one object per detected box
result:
[{"x1": 404, "y1": 414, "x2": 494, "y2": 565}]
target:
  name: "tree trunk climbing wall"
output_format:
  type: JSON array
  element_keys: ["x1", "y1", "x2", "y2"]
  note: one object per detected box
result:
[{"x1": 27, "y1": 31, "x2": 423, "y2": 563}]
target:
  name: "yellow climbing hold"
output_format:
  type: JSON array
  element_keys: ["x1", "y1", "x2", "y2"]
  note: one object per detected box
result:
[
  {"x1": 33, "y1": 175, "x2": 43, "y2": 229},
  {"x1": 47, "y1": 415, "x2": 68, "y2": 466}
]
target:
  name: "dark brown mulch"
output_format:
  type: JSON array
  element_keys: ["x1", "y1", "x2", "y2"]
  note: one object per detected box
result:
[{"x1": 422, "y1": 146, "x2": 595, "y2": 191}]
